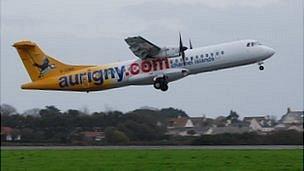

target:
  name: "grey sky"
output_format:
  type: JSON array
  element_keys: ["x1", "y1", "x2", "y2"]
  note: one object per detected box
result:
[{"x1": 1, "y1": 0, "x2": 303, "y2": 117}]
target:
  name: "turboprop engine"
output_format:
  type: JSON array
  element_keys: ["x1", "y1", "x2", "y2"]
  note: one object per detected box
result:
[
  {"x1": 154, "y1": 68, "x2": 189, "y2": 82},
  {"x1": 154, "y1": 47, "x2": 180, "y2": 58},
  {"x1": 152, "y1": 68, "x2": 189, "y2": 91},
  {"x1": 127, "y1": 68, "x2": 189, "y2": 86}
]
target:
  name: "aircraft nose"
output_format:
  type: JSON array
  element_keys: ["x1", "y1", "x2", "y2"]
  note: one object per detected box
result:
[{"x1": 263, "y1": 46, "x2": 275, "y2": 57}]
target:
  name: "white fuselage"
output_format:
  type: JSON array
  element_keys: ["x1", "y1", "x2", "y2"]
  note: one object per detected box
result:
[
  {"x1": 109, "y1": 39, "x2": 275, "y2": 87},
  {"x1": 50, "y1": 39, "x2": 275, "y2": 91}
]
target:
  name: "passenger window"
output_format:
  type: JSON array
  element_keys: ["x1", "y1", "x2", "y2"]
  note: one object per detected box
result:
[
  {"x1": 246, "y1": 43, "x2": 250, "y2": 47},
  {"x1": 190, "y1": 57, "x2": 193, "y2": 60},
  {"x1": 186, "y1": 57, "x2": 188, "y2": 60},
  {"x1": 175, "y1": 59, "x2": 178, "y2": 63},
  {"x1": 221, "y1": 51, "x2": 224, "y2": 55},
  {"x1": 216, "y1": 52, "x2": 219, "y2": 55},
  {"x1": 251, "y1": 42, "x2": 254, "y2": 47},
  {"x1": 196, "y1": 55, "x2": 198, "y2": 59},
  {"x1": 200, "y1": 54, "x2": 204, "y2": 58},
  {"x1": 211, "y1": 53, "x2": 214, "y2": 56},
  {"x1": 206, "y1": 54, "x2": 208, "y2": 57}
]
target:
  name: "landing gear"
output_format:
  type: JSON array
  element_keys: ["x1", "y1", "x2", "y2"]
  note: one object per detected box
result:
[
  {"x1": 258, "y1": 62, "x2": 264, "y2": 71},
  {"x1": 153, "y1": 81, "x2": 161, "y2": 89},
  {"x1": 259, "y1": 65, "x2": 264, "y2": 70},
  {"x1": 160, "y1": 84, "x2": 168, "y2": 91},
  {"x1": 153, "y1": 77, "x2": 168, "y2": 91}
]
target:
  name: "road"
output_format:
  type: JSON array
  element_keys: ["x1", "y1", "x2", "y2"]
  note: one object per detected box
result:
[{"x1": 1, "y1": 145, "x2": 303, "y2": 150}]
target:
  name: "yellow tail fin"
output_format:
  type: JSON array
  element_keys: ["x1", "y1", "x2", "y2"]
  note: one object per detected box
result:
[{"x1": 13, "y1": 40, "x2": 93, "y2": 81}]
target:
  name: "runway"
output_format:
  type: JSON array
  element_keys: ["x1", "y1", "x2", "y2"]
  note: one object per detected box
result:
[{"x1": 1, "y1": 145, "x2": 303, "y2": 150}]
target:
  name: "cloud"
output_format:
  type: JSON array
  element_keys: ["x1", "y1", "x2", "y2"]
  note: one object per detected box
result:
[
  {"x1": 1, "y1": 0, "x2": 288, "y2": 40},
  {"x1": 123, "y1": 0, "x2": 286, "y2": 9},
  {"x1": 69, "y1": 0, "x2": 287, "y2": 9},
  {"x1": 201, "y1": 0, "x2": 286, "y2": 8}
]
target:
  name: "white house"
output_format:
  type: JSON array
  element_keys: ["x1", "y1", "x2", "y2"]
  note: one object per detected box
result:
[
  {"x1": 1, "y1": 127, "x2": 21, "y2": 141},
  {"x1": 279, "y1": 108, "x2": 303, "y2": 124},
  {"x1": 243, "y1": 116, "x2": 274, "y2": 133},
  {"x1": 167, "y1": 116, "x2": 208, "y2": 136}
]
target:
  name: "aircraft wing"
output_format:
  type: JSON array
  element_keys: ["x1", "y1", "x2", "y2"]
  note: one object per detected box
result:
[{"x1": 125, "y1": 36, "x2": 161, "y2": 59}]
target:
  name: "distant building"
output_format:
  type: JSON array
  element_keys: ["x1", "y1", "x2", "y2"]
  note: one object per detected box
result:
[
  {"x1": 205, "y1": 126, "x2": 250, "y2": 135},
  {"x1": 287, "y1": 125, "x2": 303, "y2": 132},
  {"x1": 191, "y1": 117, "x2": 209, "y2": 128},
  {"x1": 214, "y1": 116, "x2": 227, "y2": 127},
  {"x1": 167, "y1": 116, "x2": 209, "y2": 136},
  {"x1": 80, "y1": 131, "x2": 105, "y2": 142},
  {"x1": 275, "y1": 108, "x2": 303, "y2": 132},
  {"x1": 279, "y1": 108, "x2": 303, "y2": 124},
  {"x1": 166, "y1": 108, "x2": 304, "y2": 137},
  {"x1": 243, "y1": 116, "x2": 274, "y2": 133},
  {"x1": 168, "y1": 116, "x2": 193, "y2": 128},
  {"x1": 1, "y1": 127, "x2": 21, "y2": 141},
  {"x1": 167, "y1": 116, "x2": 194, "y2": 136}
]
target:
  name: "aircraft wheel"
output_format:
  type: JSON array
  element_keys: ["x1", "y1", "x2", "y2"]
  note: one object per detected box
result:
[
  {"x1": 160, "y1": 83, "x2": 168, "y2": 91},
  {"x1": 259, "y1": 65, "x2": 264, "y2": 70},
  {"x1": 154, "y1": 77, "x2": 168, "y2": 91},
  {"x1": 153, "y1": 81, "x2": 161, "y2": 89}
]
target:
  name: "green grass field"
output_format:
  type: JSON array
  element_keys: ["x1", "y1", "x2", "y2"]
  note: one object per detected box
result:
[{"x1": 1, "y1": 149, "x2": 303, "y2": 171}]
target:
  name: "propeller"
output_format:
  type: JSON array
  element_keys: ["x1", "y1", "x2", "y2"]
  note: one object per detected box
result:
[
  {"x1": 189, "y1": 39, "x2": 193, "y2": 49},
  {"x1": 179, "y1": 33, "x2": 188, "y2": 65}
]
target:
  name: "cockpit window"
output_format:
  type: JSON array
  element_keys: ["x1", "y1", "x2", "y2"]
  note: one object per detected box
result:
[{"x1": 247, "y1": 41, "x2": 262, "y2": 47}]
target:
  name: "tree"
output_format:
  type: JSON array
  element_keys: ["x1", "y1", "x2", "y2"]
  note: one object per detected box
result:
[
  {"x1": 160, "y1": 107, "x2": 188, "y2": 118},
  {"x1": 39, "y1": 106, "x2": 61, "y2": 117},
  {"x1": 22, "y1": 108, "x2": 40, "y2": 116},
  {"x1": 111, "y1": 130, "x2": 129, "y2": 144},
  {"x1": 226, "y1": 110, "x2": 239, "y2": 123},
  {"x1": 66, "y1": 109, "x2": 81, "y2": 118},
  {"x1": 20, "y1": 128, "x2": 35, "y2": 142},
  {"x1": 105, "y1": 127, "x2": 129, "y2": 144},
  {"x1": 0, "y1": 104, "x2": 17, "y2": 116}
]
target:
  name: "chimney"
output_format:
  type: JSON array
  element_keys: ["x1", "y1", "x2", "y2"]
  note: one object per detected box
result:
[{"x1": 287, "y1": 107, "x2": 291, "y2": 113}]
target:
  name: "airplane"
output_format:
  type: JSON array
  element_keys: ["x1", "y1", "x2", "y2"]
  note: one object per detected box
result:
[{"x1": 13, "y1": 34, "x2": 275, "y2": 92}]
